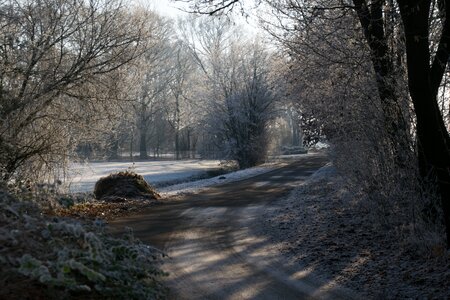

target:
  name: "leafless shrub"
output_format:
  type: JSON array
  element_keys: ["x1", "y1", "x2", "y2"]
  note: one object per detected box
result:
[{"x1": 0, "y1": 0, "x2": 149, "y2": 181}]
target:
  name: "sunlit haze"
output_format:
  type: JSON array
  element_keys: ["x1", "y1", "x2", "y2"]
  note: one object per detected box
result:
[{"x1": 130, "y1": 0, "x2": 262, "y2": 35}]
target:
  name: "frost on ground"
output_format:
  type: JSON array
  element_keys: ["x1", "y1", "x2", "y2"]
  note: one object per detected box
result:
[
  {"x1": 66, "y1": 160, "x2": 221, "y2": 193},
  {"x1": 160, "y1": 162, "x2": 282, "y2": 197},
  {"x1": 259, "y1": 163, "x2": 450, "y2": 299},
  {"x1": 66, "y1": 154, "x2": 317, "y2": 195}
]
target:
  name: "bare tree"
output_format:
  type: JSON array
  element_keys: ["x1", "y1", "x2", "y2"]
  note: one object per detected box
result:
[
  {"x1": 166, "y1": 41, "x2": 196, "y2": 160},
  {"x1": 396, "y1": 0, "x2": 450, "y2": 246},
  {"x1": 179, "y1": 17, "x2": 275, "y2": 166},
  {"x1": 220, "y1": 42, "x2": 275, "y2": 167},
  {"x1": 125, "y1": 13, "x2": 174, "y2": 159},
  {"x1": 0, "y1": 0, "x2": 148, "y2": 180}
]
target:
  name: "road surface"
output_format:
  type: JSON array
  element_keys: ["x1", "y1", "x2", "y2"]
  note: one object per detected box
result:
[{"x1": 110, "y1": 155, "x2": 358, "y2": 299}]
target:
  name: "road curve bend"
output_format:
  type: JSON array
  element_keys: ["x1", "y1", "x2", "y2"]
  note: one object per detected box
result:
[{"x1": 110, "y1": 155, "x2": 359, "y2": 300}]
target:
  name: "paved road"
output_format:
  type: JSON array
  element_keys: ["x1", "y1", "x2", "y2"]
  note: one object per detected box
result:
[{"x1": 110, "y1": 155, "x2": 357, "y2": 299}]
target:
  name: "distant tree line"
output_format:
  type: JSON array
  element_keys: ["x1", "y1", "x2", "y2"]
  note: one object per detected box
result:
[{"x1": 1, "y1": 0, "x2": 300, "y2": 184}]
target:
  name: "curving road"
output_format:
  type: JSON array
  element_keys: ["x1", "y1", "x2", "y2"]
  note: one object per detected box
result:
[{"x1": 110, "y1": 154, "x2": 358, "y2": 299}]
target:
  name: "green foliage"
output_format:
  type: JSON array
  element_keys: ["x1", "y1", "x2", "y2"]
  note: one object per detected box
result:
[
  {"x1": 0, "y1": 189, "x2": 168, "y2": 299},
  {"x1": 58, "y1": 196, "x2": 75, "y2": 208}
]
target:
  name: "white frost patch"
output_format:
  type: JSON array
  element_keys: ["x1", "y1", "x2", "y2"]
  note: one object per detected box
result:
[
  {"x1": 308, "y1": 162, "x2": 336, "y2": 182},
  {"x1": 251, "y1": 181, "x2": 271, "y2": 187},
  {"x1": 66, "y1": 153, "x2": 317, "y2": 195},
  {"x1": 160, "y1": 163, "x2": 282, "y2": 196},
  {"x1": 257, "y1": 161, "x2": 450, "y2": 299},
  {"x1": 65, "y1": 160, "x2": 221, "y2": 193},
  {"x1": 314, "y1": 141, "x2": 330, "y2": 149}
]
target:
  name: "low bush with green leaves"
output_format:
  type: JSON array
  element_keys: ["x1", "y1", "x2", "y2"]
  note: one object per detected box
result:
[{"x1": 0, "y1": 188, "x2": 167, "y2": 299}]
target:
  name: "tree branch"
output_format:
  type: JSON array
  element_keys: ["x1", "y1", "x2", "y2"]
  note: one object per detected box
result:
[{"x1": 431, "y1": 0, "x2": 450, "y2": 95}]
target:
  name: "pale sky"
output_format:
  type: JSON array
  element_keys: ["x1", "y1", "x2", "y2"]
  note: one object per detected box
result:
[
  {"x1": 149, "y1": 0, "x2": 189, "y2": 18},
  {"x1": 130, "y1": 0, "x2": 263, "y2": 35},
  {"x1": 129, "y1": 0, "x2": 201, "y2": 18}
]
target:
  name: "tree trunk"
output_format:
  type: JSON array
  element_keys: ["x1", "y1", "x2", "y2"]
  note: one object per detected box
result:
[
  {"x1": 175, "y1": 130, "x2": 180, "y2": 160},
  {"x1": 129, "y1": 132, "x2": 134, "y2": 161},
  {"x1": 292, "y1": 120, "x2": 300, "y2": 146},
  {"x1": 175, "y1": 96, "x2": 181, "y2": 160},
  {"x1": 187, "y1": 128, "x2": 192, "y2": 158},
  {"x1": 107, "y1": 138, "x2": 119, "y2": 160},
  {"x1": 353, "y1": 0, "x2": 411, "y2": 167},
  {"x1": 398, "y1": 0, "x2": 450, "y2": 247},
  {"x1": 139, "y1": 130, "x2": 148, "y2": 159}
]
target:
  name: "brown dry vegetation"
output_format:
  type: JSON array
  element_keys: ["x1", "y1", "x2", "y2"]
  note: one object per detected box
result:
[
  {"x1": 94, "y1": 171, "x2": 161, "y2": 201},
  {"x1": 54, "y1": 199, "x2": 160, "y2": 221}
]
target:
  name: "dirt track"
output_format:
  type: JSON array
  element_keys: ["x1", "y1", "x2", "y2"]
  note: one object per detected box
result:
[{"x1": 110, "y1": 155, "x2": 359, "y2": 299}]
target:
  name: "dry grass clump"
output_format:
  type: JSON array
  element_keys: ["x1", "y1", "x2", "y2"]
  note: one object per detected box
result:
[{"x1": 94, "y1": 171, "x2": 160, "y2": 201}]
